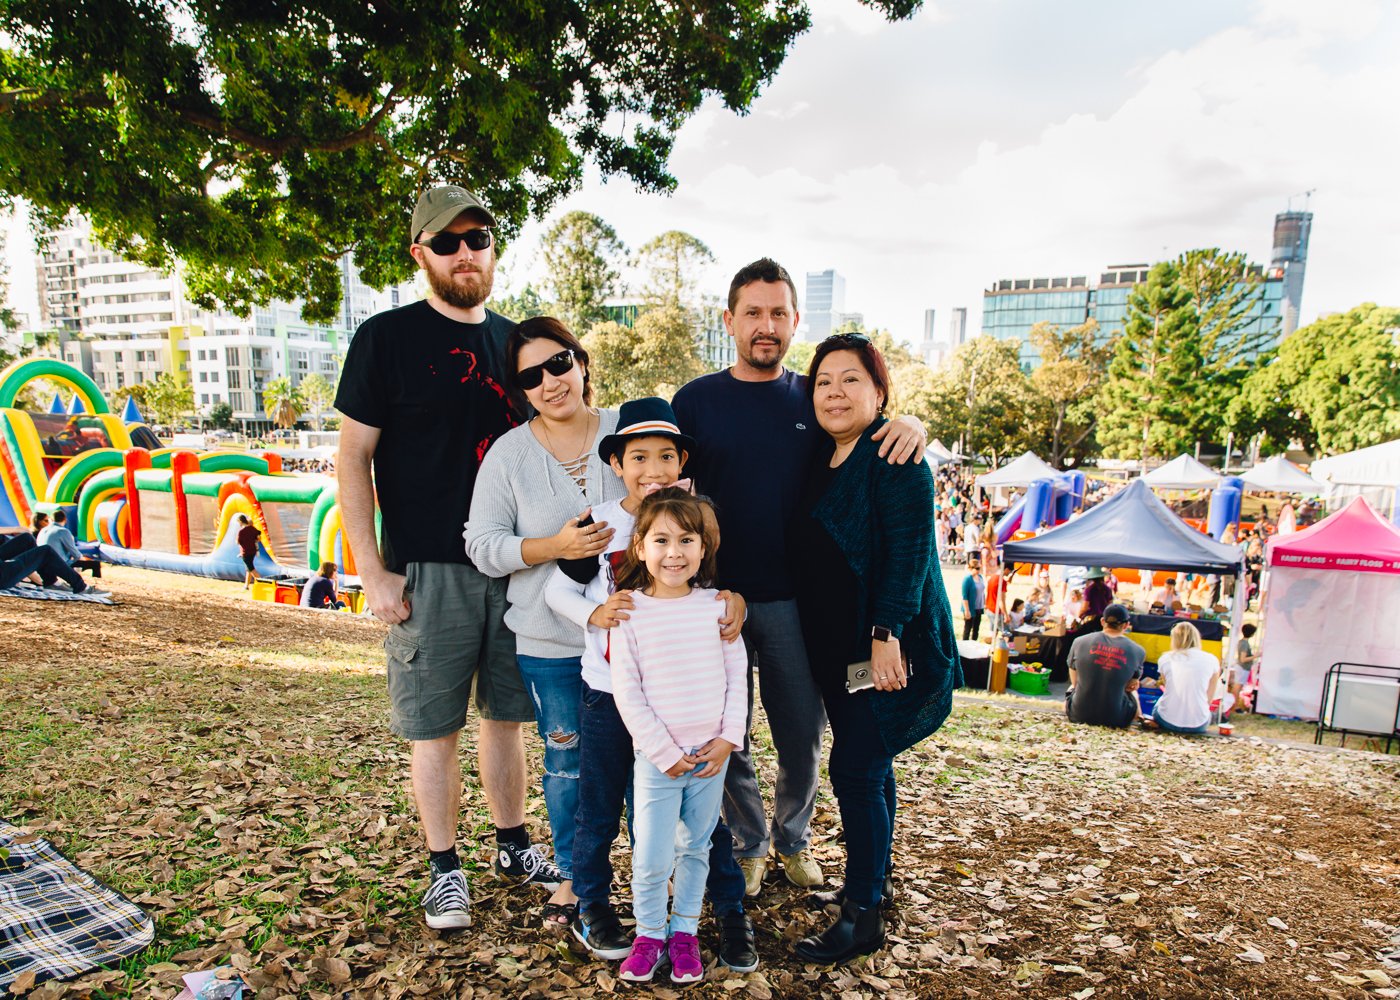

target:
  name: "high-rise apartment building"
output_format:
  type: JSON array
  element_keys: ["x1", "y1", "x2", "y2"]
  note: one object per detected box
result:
[
  {"x1": 1271, "y1": 210, "x2": 1312, "y2": 337},
  {"x1": 803, "y1": 269, "x2": 846, "y2": 342},
  {"x1": 981, "y1": 209, "x2": 1302, "y2": 370},
  {"x1": 949, "y1": 307, "x2": 968, "y2": 347},
  {"x1": 35, "y1": 216, "x2": 418, "y2": 430}
]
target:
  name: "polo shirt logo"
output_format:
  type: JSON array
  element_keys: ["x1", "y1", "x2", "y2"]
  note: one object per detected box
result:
[{"x1": 795, "y1": 422, "x2": 806, "y2": 430}]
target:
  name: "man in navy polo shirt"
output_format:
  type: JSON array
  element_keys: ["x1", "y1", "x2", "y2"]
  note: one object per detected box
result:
[{"x1": 672, "y1": 258, "x2": 927, "y2": 897}]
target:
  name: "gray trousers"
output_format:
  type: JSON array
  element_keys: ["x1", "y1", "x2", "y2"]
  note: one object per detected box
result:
[{"x1": 722, "y1": 599, "x2": 826, "y2": 858}]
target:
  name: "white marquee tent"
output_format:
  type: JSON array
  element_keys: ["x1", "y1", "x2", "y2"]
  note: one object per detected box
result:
[
  {"x1": 1140, "y1": 454, "x2": 1222, "y2": 491},
  {"x1": 1238, "y1": 455, "x2": 1324, "y2": 494},
  {"x1": 1311, "y1": 438, "x2": 1400, "y2": 518},
  {"x1": 975, "y1": 451, "x2": 1059, "y2": 488}
]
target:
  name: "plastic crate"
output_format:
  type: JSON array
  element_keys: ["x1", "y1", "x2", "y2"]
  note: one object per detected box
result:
[
  {"x1": 1008, "y1": 669, "x2": 1050, "y2": 696},
  {"x1": 1137, "y1": 687, "x2": 1163, "y2": 717},
  {"x1": 250, "y1": 579, "x2": 276, "y2": 603}
]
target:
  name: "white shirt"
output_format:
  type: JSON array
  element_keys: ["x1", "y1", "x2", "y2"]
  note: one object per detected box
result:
[
  {"x1": 1155, "y1": 648, "x2": 1220, "y2": 729},
  {"x1": 544, "y1": 498, "x2": 635, "y2": 693}
]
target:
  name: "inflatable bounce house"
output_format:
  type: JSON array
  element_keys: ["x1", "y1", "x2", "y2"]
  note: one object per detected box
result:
[{"x1": 0, "y1": 358, "x2": 358, "y2": 583}]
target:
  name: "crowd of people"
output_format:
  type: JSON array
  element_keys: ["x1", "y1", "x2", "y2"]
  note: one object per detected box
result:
[{"x1": 327, "y1": 185, "x2": 962, "y2": 982}]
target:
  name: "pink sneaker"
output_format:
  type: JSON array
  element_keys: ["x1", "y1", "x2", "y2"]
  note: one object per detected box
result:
[
  {"x1": 619, "y1": 935, "x2": 666, "y2": 982},
  {"x1": 668, "y1": 931, "x2": 704, "y2": 984}
]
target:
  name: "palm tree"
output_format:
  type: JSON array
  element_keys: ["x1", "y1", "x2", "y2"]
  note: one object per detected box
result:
[{"x1": 262, "y1": 377, "x2": 304, "y2": 430}]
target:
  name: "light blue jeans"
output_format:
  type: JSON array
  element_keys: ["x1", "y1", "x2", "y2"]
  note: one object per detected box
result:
[
  {"x1": 515, "y1": 653, "x2": 583, "y2": 879},
  {"x1": 631, "y1": 750, "x2": 730, "y2": 938}
]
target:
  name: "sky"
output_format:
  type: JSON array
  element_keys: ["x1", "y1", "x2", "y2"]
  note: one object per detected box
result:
[{"x1": 7, "y1": 0, "x2": 1400, "y2": 347}]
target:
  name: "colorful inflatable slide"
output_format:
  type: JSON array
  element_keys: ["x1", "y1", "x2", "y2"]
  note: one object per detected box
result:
[{"x1": 0, "y1": 358, "x2": 358, "y2": 582}]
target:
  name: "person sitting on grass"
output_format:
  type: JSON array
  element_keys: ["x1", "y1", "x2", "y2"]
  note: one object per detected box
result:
[
  {"x1": 1065, "y1": 603, "x2": 1144, "y2": 729},
  {"x1": 0, "y1": 530, "x2": 108, "y2": 598},
  {"x1": 37, "y1": 509, "x2": 83, "y2": 565},
  {"x1": 300, "y1": 562, "x2": 345, "y2": 610},
  {"x1": 1142, "y1": 621, "x2": 1218, "y2": 735}
]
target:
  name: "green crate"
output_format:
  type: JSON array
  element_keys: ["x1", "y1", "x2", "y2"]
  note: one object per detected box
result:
[{"x1": 1008, "y1": 668, "x2": 1050, "y2": 696}]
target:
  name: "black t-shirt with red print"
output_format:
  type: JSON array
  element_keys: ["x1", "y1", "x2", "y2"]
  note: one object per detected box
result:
[{"x1": 335, "y1": 301, "x2": 519, "y2": 573}]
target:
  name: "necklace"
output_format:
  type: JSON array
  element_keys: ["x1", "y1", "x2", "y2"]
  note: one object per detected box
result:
[{"x1": 538, "y1": 409, "x2": 596, "y2": 490}]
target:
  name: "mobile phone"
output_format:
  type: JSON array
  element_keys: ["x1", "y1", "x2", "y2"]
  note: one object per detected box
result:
[
  {"x1": 558, "y1": 512, "x2": 599, "y2": 584},
  {"x1": 846, "y1": 657, "x2": 913, "y2": 693}
]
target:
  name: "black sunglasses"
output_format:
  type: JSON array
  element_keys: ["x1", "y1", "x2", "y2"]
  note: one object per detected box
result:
[
  {"x1": 416, "y1": 228, "x2": 493, "y2": 256},
  {"x1": 516, "y1": 349, "x2": 575, "y2": 390},
  {"x1": 824, "y1": 332, "x2": 871, "y2": 346}
]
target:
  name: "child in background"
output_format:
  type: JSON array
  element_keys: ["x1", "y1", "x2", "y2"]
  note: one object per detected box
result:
[
  {"x1": 610, "y1": 488, "x2": 747, "y2": 984},
  {"x1": 544, "y1": 397, "x2": 756, "y2": 974}
]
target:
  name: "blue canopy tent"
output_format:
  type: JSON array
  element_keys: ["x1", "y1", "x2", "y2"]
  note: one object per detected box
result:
[{"x1": 1002, "y1": 478, "x2": 1247, "y2": 690}]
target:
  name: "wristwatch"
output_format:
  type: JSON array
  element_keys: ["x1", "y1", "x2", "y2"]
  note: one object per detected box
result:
[{"x1": 871, "y1": 625, "x2": 893, "y2": 643}]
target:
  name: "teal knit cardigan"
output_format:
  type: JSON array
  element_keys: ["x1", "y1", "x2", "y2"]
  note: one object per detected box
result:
[{"x1": 811, "y1": 417, "x2": 962, "y2": 754}]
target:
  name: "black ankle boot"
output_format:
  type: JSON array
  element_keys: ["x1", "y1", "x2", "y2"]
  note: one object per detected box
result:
[
  {"x1": 793, "y1": 897, "x2": 885, "y2": 964},
  {"x1": 808, "y1": 875, "x2": 895, "y2": 911}
]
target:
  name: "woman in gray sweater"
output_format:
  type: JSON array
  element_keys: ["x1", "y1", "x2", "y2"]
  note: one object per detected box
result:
[{"x1": 465, "y1": 317, "x2": 626, "y2": 925}]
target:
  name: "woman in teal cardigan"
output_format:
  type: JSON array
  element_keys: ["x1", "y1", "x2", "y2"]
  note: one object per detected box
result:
[{"x1": 788, "y1": 334, "x2": 961, "y2": 965}]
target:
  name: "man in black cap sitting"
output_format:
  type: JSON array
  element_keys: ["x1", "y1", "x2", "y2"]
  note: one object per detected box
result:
[{"x1": 1064, "y1": 603, "x2": 1144, "y2": 729}]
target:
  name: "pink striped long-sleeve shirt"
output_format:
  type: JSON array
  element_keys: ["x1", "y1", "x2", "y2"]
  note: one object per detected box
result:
[{"x1": 610, "y1": 588, "x2": 749, "y2": 772}]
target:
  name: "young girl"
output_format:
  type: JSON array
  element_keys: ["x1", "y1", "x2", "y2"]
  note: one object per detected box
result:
[{"x1": 610, "y1": 489, "x2": 747, "y2": 984}]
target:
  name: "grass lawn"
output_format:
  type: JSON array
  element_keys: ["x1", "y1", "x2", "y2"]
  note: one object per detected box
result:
[{"x1": 2, "y1": 565, "x2": 1398, "y2": 999}]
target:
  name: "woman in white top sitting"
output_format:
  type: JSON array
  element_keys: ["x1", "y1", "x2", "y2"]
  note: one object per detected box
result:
[{"x1": 1144, "y1": 621, "x2": 1219, "y2": 734}]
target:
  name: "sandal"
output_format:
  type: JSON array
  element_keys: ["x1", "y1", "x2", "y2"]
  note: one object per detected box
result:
[{"x1": 542, "y1": 901, "x2": 577, "y2": 928}]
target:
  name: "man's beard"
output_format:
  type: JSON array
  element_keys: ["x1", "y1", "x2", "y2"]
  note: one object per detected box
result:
[{"x1": 424, "y1": 256, "x2": 494, "y2": 309}]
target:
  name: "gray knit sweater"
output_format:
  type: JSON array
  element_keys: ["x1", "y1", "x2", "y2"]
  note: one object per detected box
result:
[{"x1": 465, "y1": 409, "x2": 625, "y2": 657}]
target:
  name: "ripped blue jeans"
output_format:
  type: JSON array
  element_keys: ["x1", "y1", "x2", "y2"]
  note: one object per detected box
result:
[{"x1": 515, "y1": 653, "x2": 583, "y2": 879}]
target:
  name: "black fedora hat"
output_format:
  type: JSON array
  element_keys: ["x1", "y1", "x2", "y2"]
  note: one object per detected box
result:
[{"x1": 598, "y1": 397, "x2": 697, "y2": 465}]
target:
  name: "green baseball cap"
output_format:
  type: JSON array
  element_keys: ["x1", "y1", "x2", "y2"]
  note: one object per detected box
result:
[{"x1": 411, "y1": 185, "x2": 495, "y2": 240}]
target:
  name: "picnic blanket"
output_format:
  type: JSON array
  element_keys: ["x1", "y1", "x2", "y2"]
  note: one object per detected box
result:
[
  {"x1": 0, "y1": 820, "x2": 154, "y2": 993},
  {"x1": 0, "y1": 584, "x2": 114, "y2": 605}
]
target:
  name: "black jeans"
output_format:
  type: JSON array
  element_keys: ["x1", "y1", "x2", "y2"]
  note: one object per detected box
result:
[
  {"x1": 961, "y1": 610, "x2": 982, "y2": 640},
  {"x1": 571, "y1": 682, "x2": 746, "y2": 915},
  {"x1": 0, "y1": 533, "x2": 86, "y2": 592},
  {"x1": 821, "y1": 682, "x2": 896, "y2": 909}
]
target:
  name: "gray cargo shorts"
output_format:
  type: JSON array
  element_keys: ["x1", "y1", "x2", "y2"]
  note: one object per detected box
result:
[{"x1": 384, "y1": 561, "x2": 533, "y2": 740}]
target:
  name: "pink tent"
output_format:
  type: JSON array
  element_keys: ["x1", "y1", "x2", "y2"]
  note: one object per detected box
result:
[{"x1": 1255, "y1": 497, "x2": 1400, "y2": 719}]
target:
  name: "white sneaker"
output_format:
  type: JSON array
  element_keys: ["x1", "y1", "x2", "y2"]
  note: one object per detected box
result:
[{"x1": 80, "y1": 588, "x2": 111, "y2": 599}]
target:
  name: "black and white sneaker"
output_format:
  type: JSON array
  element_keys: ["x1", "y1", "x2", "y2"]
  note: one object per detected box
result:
[
  {"x1": 493, "y1": 841, "x2": 564, "y2": 892},
  {"x1": 422, "y1": 868, "x2": 471, "y2": 930},
  {"x1": 572, "y1": 901, "x2": 633, "y2": 960}
]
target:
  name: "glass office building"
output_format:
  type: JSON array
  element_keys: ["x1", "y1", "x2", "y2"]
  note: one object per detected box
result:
[{"x1": 983, "y1": 263, "x2": 1286, "y2": 371}]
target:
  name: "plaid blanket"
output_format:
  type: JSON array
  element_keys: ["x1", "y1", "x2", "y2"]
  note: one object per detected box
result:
[
  {"x1": 0, "y1": 584, "x2": 114, "y2": 605},
  {"x1": 0, "y1": 820, "x2": 154, "y2": 992}
]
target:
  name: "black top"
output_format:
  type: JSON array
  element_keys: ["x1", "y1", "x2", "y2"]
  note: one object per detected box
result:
[
  {"x1": 236, "y1": 524, "x2": 260, "y2": 558},
  {"x1": 1066, "y1": 633, "x2": 1145, "y2": 728},
  {"x1": 671, "y1": 368, "x2": 818, "y2": 601},
  {"x1": 334, "y1": 301, "x2": 519, "y2": 572},
  {"x1": 791, "y1": 456, "x2": 864, "y2": 689},
  {"x1": 308, "y1": 576, "x2": 337, "y2": 608}
]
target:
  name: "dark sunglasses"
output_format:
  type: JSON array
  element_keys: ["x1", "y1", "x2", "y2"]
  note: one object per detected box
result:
[
  {"x1": 416, "y1": 228, "x2": 493, "y2": 256},
  {"x1": 516, "y1": 349, "x2": 575, "y2": 390},
  {"x1": 824, "y1": 332, "x2": 871, "y2": 346}
]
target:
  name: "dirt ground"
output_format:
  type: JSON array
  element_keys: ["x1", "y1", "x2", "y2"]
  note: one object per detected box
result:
[{"x1": 2, "y1": 565, "x2": 1398, "y2": 999}]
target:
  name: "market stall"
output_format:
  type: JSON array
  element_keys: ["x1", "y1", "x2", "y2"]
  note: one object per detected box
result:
[
  {"x1": 1002, "y1": 478, "x2": 1246, "y2": 678},
  {"x1": 1255, "y1": 496, "x2": 1400, "y2": 723},
  {"x1": 1140, "y1": 454, "x2": 1222, "y2": 491}
]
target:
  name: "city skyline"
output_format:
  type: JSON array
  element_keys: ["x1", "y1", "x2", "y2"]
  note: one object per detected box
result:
[{"x1": 5, "y1": 0, "x2": 1399, "y2": 349}]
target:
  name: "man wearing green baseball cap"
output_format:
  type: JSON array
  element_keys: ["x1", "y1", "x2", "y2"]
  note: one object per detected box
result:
[{"x1": 336, "y1": 184, "x2": 562, "y2": 932}]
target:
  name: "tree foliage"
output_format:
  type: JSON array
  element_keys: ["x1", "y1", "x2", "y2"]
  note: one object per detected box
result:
[
  {"x1": 1028, "y1": 320, "x2": 1112, "y2": 466},
  {"x1": 1095, "y1": 261, "x2": 1203, "y2": 462},
  {"x1": 493, "y1": 283, "x2": 549, "y2": 324},
  {"x1": 205, "y1": 400, "x2": 235, "y2": 430},
  {"x1": 583, "y1": 305, "x2": 706, "y2": 405},
  {"x1": 0, "y1": 1, "x2": 919, "y2": 322},
  {"x1": 262, "y1": 377, "x2": 304, "y2": 429},
  {"x1": 1230, "y1": 304, "x2": 1400, "y2": 454},
  {"x1": 636, "y1": 230, "x2": 715, "y2": 309},
  {"x1": 144, "y1": 372, "x2": 195, "y2": 426},
  {"x1": 911, "y1": 336, "x2": 1041, "y2": 466},
  {"x1": 539, "y1": 211, "x2": 625, "y2": 334},
  {"x1": 298, "y1": 372, "x2": 335, "y2": 431}
]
